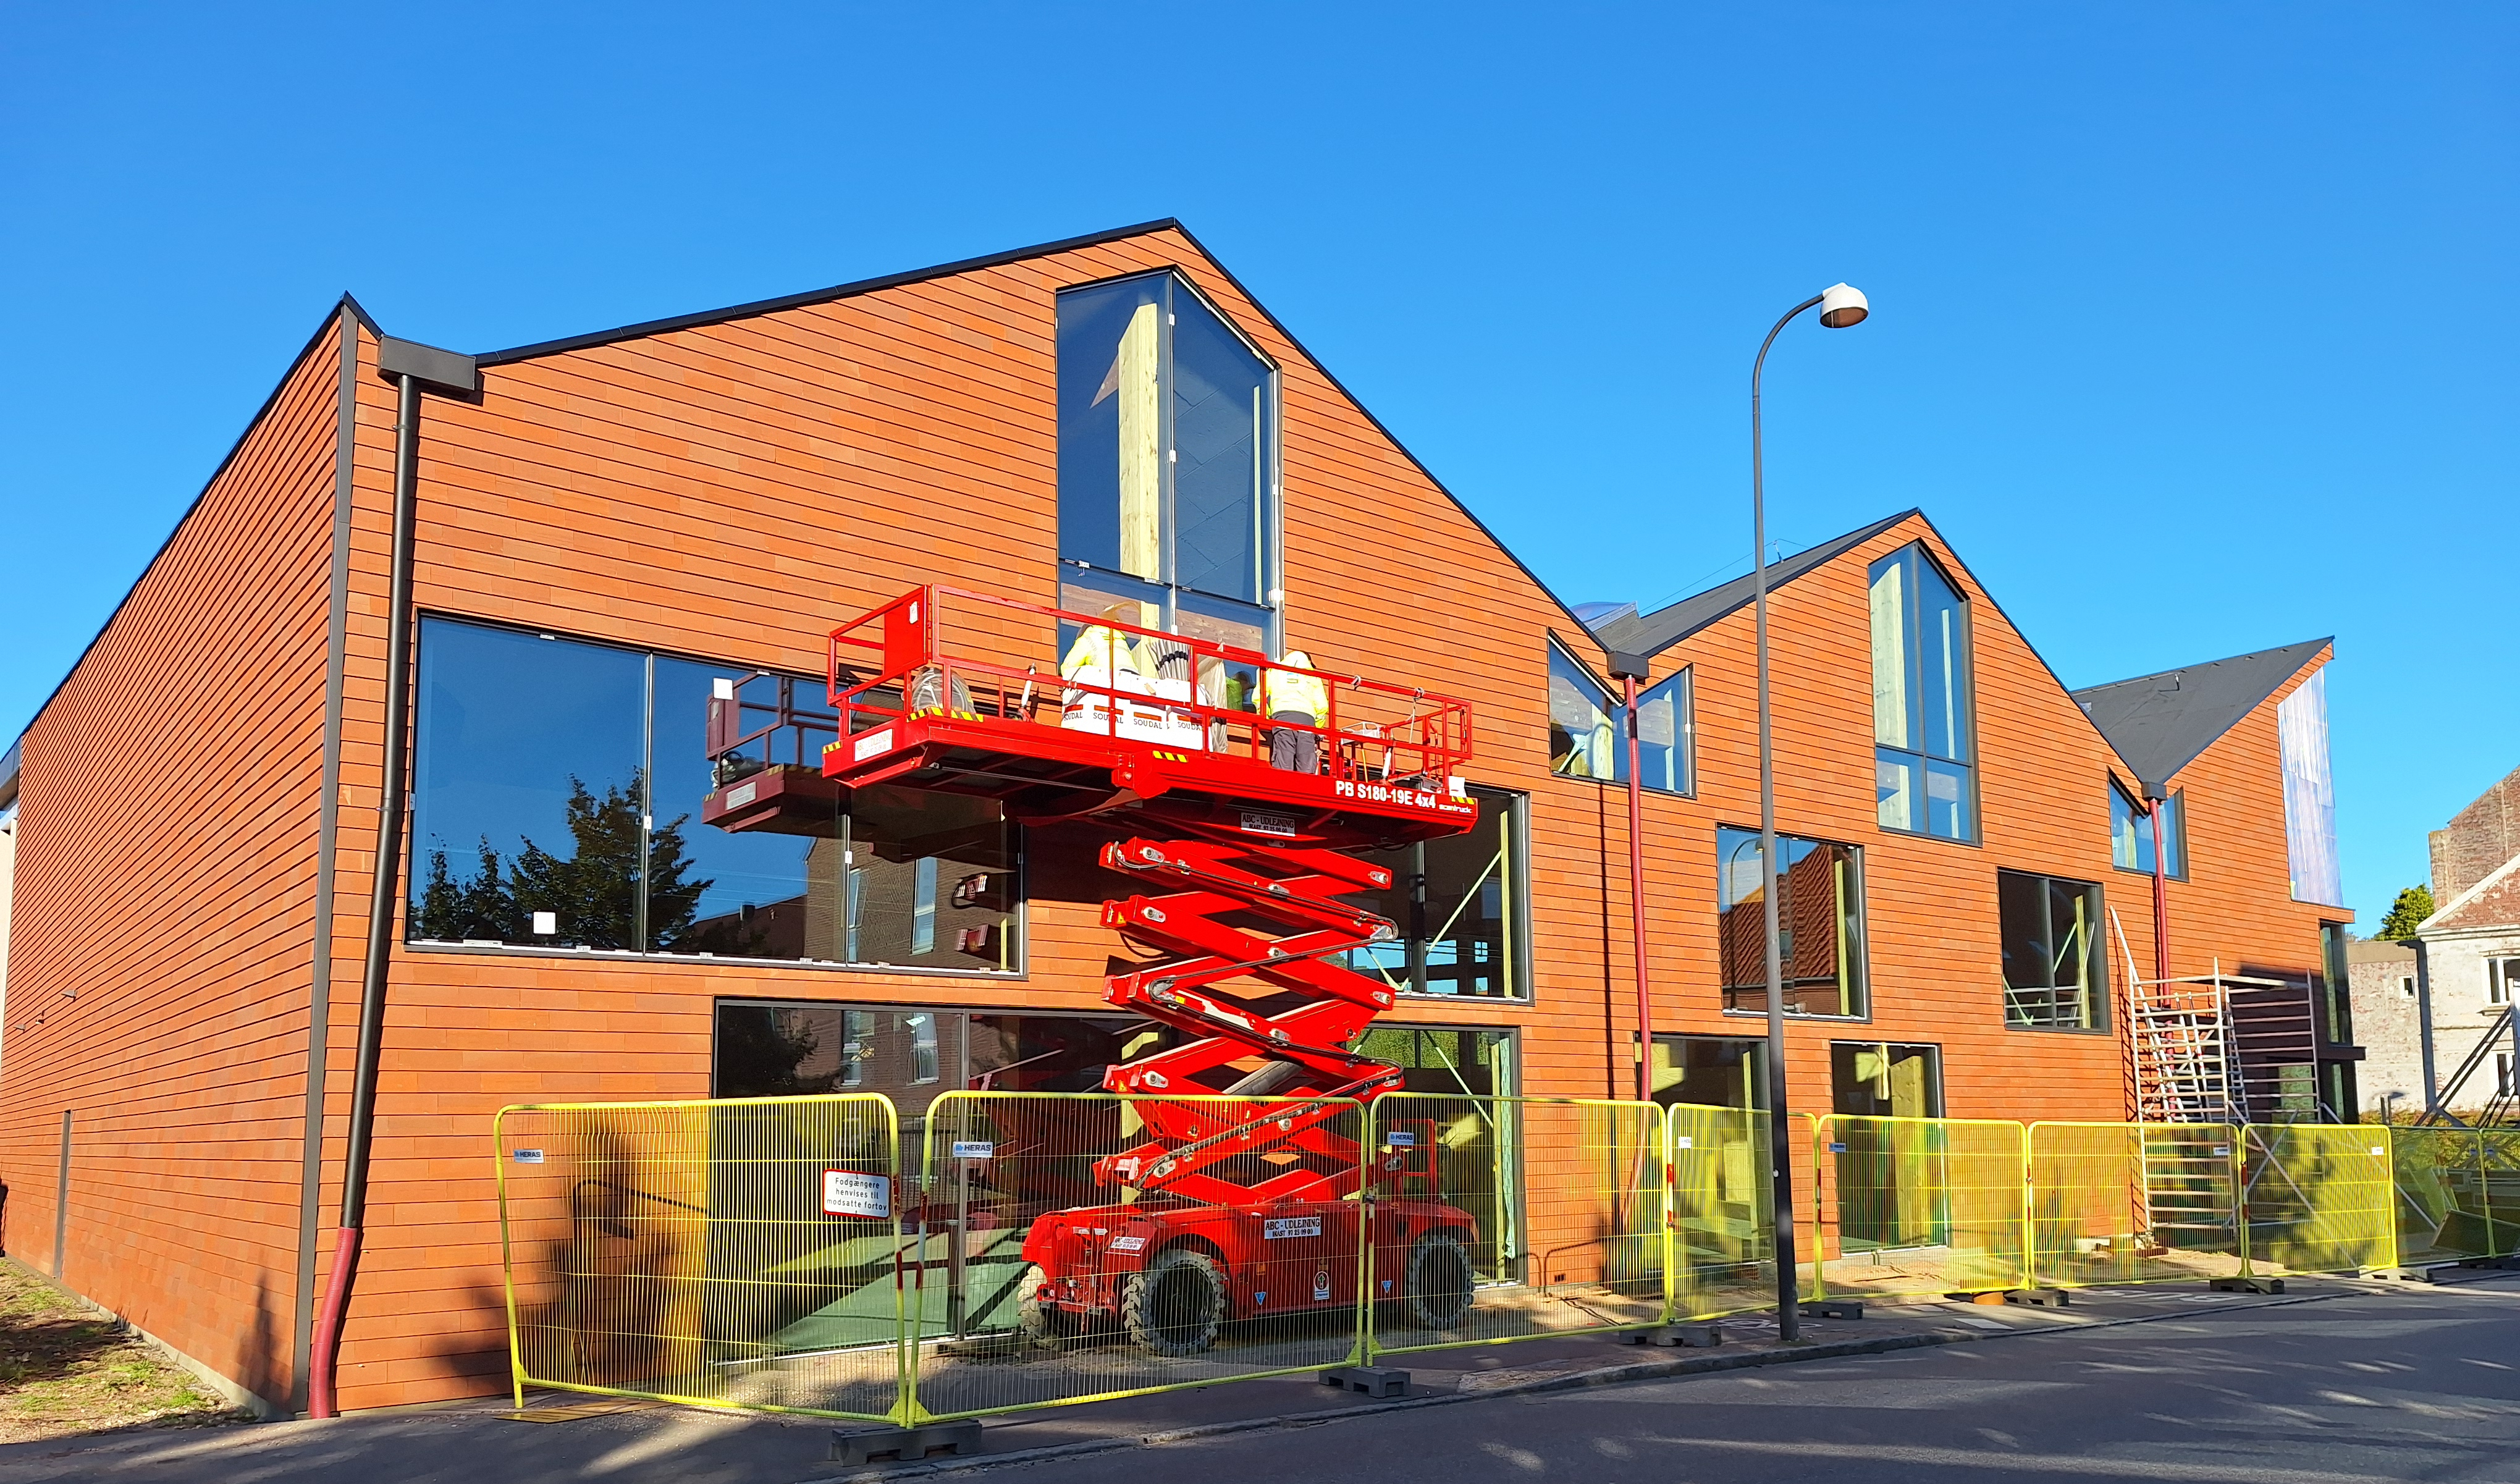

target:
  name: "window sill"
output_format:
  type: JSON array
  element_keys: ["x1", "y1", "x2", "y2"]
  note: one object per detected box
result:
[
  {"x1": 1720, "y1": 1006, "x2": 1871, "y2": 1025},
  {"x1": 2110, "y1": 864, "x2": 2187, "y2": 882},
  {"x1": 1875, "y1": 822, "x2": 1979, "y2": 848},
  {"x1": 1548, "y1": 769, "x2": 1694, "y2": 799},
  {"x1": 1393, "y1": 990, "x2": 1532, "y2": 1008},
  {"x1": 403, "y1": 938, "x2": 1027, "y2": 979},
  {"x1": 2001, "y1": 1019, "x2": 2113, "y2": 1036}
]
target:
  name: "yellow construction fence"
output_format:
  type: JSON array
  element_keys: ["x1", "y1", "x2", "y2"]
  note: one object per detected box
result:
[{"x1": 495, "y1": 1095, "x2": 2466, "y2": 1424}]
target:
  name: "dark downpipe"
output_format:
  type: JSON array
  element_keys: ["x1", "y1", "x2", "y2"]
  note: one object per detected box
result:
[
  {"x1": 309, "y1": 339, "x2": 475, "y2": 1418},
  {"x1": 1753, "y1": 293, "x2": 1824, "y2": 1344}
]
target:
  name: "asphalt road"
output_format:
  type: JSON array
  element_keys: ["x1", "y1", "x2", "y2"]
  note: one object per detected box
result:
[{"x1": 982, "y1": 1282, "x2": 2520, "y2": 1484}]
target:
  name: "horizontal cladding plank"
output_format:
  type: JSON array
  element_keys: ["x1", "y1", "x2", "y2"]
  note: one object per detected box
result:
[{"x1": 452, "y1": 363, "x2": 1052, "y2": 497}]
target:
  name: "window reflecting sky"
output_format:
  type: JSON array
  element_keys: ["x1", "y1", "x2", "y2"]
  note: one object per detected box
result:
[{"x1": 412, "y1": 618, "x2": 644, "y2": 877}]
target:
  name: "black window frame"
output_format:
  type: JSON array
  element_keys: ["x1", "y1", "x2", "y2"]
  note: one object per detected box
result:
[
  {"x1": 405, "y1": 613, "x2": 1026, "y2": 977},
  {"x1": 1546, "y1": 638, "x2": 1621, "y2": 783},
  {"x1": 2109, "y1": 778, "x2": 2187, "y2": 880},
  {"x1": 1997, "y1": 867, "x2": 2109, "y2": 1033},
  {"x1": 1055, "y1": 269, "x2": 1283, "y2": 654},
  {"x1": 1544, "y1": 639, "x2": 1695, "y2": 797},
  {"x1": 1868, "y1": 542, "x2": 1979, "y2": 844},
  {"x1": 1339, "y1": 786, "x2": 1533, "y2": 1003},
  {"x1": 1715, "y1": 825, "x2": 1871, "y2": 1021}
]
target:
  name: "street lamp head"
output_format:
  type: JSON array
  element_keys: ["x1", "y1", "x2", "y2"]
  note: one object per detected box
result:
[{"x1": 1818, "y1": 282, "x2": 1869, "y2": 329}]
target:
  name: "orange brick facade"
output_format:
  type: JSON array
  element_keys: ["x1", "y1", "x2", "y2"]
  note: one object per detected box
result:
[{"x1": 0, "y1": 224, "x2": 2345, "y2": 1412}]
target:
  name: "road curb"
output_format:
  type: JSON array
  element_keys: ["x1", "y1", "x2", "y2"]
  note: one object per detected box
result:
[{"x1": 798, "y1": 1284, "x2": 2367, "y2": 1483}]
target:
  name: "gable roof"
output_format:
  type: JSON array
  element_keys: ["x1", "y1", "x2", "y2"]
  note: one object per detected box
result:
[
  {"x1": 2068, "y1": 638, "x2": 2332, "y2": 790},
  {"x1": 1590, "y1": 510, "x2": 1915, "y2": 659},
  {"x1": 475, "y1": 219, "x2": 1189, "y2": 365},
  {"x1": 6, "y1": 294, "x2": 377, "y2": 756},
  {"x1": 472, "y1": 218, "x2": 1604, "y2": 643},
  {"x1": 2424, "y1": 848, "x2": 2520, "y2": 935}
]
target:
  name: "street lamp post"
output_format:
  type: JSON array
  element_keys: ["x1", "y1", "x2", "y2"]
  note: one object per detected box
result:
[{"x1": 1751, "y1": 282, "x2": 1867, "y2": 1343}]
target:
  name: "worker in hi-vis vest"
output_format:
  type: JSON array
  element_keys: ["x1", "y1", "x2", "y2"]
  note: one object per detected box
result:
[
  {"x1": 1260, "y1": 650, "x2": 1330, "y2": 772},
  {"x1": 1060, "y1": 604, "x2": 1158, "y2": 730}
]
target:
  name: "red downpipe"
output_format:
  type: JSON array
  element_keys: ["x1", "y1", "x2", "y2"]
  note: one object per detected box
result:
[
  {"x1": 308, "y1": 1229, "x2": 360, "y2": 1416},
  {"x1": 2148, "y1": 795, "x2": 2172, "y2": 988},
  {"x1": 1622, "y1": 673, "x2": 1651, "y2": 1101}
]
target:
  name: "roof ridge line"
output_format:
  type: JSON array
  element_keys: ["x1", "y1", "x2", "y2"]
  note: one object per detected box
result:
[
  {"x1": 2072, "y1": 636, "x2": 2335, "y2": 697},
  {"x1": 472, "y1": 219, "x2": 1186, "y2": 366}
]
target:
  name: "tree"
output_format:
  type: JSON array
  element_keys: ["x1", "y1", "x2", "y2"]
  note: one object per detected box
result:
[
  {"x1": 415, "y1": 836, "x2": 525, "y2": 942},
  {"x1": 408, "y1": 771, "x2": 747, "y2": 953},
  {"x1": 2376, "y1": 884, "x2": 2437, "y2": 941},
  {"x1": 714, "y1": 1006, "x2": 824, "y2": 1096}
]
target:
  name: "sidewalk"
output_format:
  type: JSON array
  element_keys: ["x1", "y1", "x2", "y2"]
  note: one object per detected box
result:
[{"x1": 7, "y1": 1270, "x2": 2509, "y2": 1484}]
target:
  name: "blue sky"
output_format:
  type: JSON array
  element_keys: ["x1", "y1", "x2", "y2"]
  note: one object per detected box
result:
[{"x1": 3, "y1": 4, "x2": 2511, "y2": 925}]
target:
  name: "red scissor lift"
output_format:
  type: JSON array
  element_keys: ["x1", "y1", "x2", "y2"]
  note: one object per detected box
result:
[{"x1": 749, "y1": 585, "x2": 1483, "y2": 1356}]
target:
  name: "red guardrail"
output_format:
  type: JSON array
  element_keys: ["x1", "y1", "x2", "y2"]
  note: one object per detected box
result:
[{"x1": 825, "y1": 585, "x2": 1473, "y2": 787}]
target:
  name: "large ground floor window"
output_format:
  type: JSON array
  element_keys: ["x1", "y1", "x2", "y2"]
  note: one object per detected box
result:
[
  {"x1": 1829, "y1": 1041, "x2": 1942, "y2": 1118},
  {"x1": 715, "y1": 1003, "x2": 1517, "y2": 1105},
  {"x1": 1652, "y1": 1034, "x2": 1766, "y2": 1110}
]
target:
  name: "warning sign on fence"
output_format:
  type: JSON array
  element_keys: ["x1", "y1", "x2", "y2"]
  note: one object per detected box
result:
[{"x1": 822, "y1": 1169, "x2": 892, "y2": 1218}]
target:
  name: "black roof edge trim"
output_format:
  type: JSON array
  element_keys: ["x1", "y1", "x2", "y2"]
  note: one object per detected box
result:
[
  {"x1": 467, "y1": 217, "x2": 1610, "y2": 646},
  {"x1": 1608, "y1": 507, "x2": 2155, "y2": 781},
  {"x1": 1151, "y1": 222, "x2": 1607, "y2": 644},
  {"x1": 471, "y1": 219, "x2": 1186, "y2": 367},
  {"x1": 2068, "y1": 638, "x2": 2337, "y2": 699},
  {"x1": 1898, "y1": 510, "x2": 2137, "y2": 774},
  {"x1": 1602, "y1": 509, "x2": 1918, "y2": 659},
  {"x1": 376, "y1": 335, "x2": 480, "y2": 396},
  {"x1": 6, "y1": 298, "x2": 369, "y2": 757}
]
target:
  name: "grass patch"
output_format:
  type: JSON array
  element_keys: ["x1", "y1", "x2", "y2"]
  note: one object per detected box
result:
[{"x1": 0, "y1": 1260, "x2": 251, "y2": 1443}]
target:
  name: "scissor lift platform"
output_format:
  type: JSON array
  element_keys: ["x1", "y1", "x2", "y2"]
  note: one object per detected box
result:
[
  {"x1": 699, "y1": 583, "x2": 1488, "y2": 1360},
  {"x1": 764, "y1": 585, "x2": 1478, "y2": 851}
]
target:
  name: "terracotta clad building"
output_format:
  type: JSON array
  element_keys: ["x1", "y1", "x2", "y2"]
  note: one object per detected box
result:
[{"x1": 0, "y1": 221, "x2": 2356, "y2": 1416}]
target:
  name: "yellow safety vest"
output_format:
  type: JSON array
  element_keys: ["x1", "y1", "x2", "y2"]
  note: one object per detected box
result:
[
  {"x1": 1061, "y1": 626, "x2": 1153, "y2": 685},
  {"x1": 1261, "y1": 665, "x2": 1329, "y2": 723}
]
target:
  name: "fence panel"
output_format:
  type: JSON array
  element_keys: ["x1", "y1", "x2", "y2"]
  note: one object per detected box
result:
[
  {"x1": 1666, "y1": 1105, "x2": 1819, "y2": 1318},
  {"x1": 2026, "y1": 1123, "x2": 2242, "y2": 1288},
  {"x1": 2241, "y1": 1124, "x2": 2394, "y2": 1275},
  {"x1": 1811, "y1": 1115, "x2": 2028, "y2": 1299},
  {"x1": 2390, "y1": 1127, "x2": 2497, "y2": 1265},
  {"x1": 494, "y1": 1095, "x2": 906, "y2": 1420},
  {"x1": 1364, "y1": 1095, "x2": 1666, "y2": 1355},
  {"x1": 2481, "y1": 1129, "x2": 2520, "y2": 1259},
  {"x1": 906, "y1": 1092, "x2": 1368, "y2": 1419}
]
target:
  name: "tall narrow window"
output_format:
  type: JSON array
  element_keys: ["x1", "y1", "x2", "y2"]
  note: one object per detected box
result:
[
  {"x1": 1716, "y1": 827, "x2": 1867, "y2": 1017},
  {"x1": 1633, "y1": 668, "x2": 1693, "y2": 795},
  {"x1": 2109, "y1": 781, "x2": 2183, "y2": 877},
  {"x1": 2319, "y1": 922, "x2": 2354, "y2": 1047},
  {"x1": 1058, "y1": 273, "x2": 1277, "y2": 652},
  {"x1": 1869, "y1": 544, "x2": 1974, "y2": 840},
  {"x1": 1999, "y1": 869, "x2": 2107, "y2": 1031}
]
